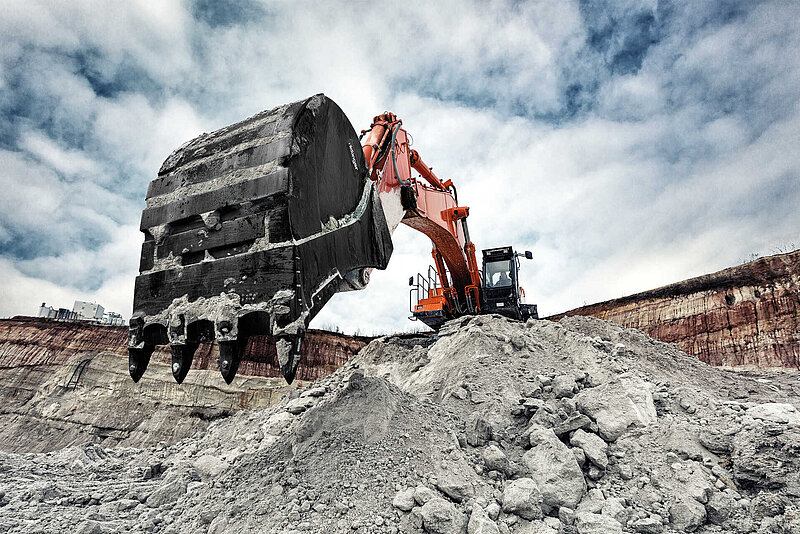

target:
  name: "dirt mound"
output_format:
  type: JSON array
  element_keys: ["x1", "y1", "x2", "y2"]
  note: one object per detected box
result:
[{"x1": 0, "y1": 315, "x2": 798, "y2": 533}]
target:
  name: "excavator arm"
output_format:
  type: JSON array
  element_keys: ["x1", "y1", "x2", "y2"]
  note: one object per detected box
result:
[
  {"x1": 360, "y1": 112, "x2": 482, "y2": 315},
  {"x1": 128, "y1": 94, "x2": 480, "y2": 385}
]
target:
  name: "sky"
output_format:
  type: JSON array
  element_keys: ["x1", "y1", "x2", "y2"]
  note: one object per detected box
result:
[{"x1": 1, "y1": 0, "x2": 798, "y2": 334}]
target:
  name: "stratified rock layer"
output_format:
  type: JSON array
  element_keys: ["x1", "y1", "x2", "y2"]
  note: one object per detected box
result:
[
  {"x1": 554, "y1": 250, "x2": 800, "y2": 369},
  {"x1": 0, "y1": 317, "x2": 368, "y2": 453}
]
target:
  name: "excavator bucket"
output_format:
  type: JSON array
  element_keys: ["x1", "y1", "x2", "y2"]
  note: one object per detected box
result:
[{"x1": 128, "y1": 94, "x2": 393, "y2": 384}]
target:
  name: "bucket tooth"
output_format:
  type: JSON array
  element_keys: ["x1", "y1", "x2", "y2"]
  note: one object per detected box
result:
[
  {"x1": 218, "y1": 340, "x2": 245, "y2": 384},
  {"x1": 128, "y1": 345, "x2": 155, "y2": 383},
  {"x1": 171, "y1": 343, "x2": 199, "y2": 384},
  {"x1": 276, "y1": 335, "x2": 304, "y2": 384}
]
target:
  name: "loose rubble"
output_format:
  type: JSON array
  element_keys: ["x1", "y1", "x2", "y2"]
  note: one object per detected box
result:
[{"x1": 0, "y1": 315, "x2": 798, "y2": 533}]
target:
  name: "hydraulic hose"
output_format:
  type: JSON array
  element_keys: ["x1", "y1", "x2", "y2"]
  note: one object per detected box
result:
[{"x1": 390, "y1": 123, "x2": 411, "y2": 186}]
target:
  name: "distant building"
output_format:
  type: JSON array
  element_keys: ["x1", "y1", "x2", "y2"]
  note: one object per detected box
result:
[
  {"x1": 38, "y1": 301, "x2": 123, "y2": 324},
  {"x1": 55, "y1": 308, "x2": 78, "y2": 320},
  {"x1": 102, "y1": 311, "x2": 125, "y2": 326},
  {"x1": 38, "y1": 303, "x2": 55, "y2": 318},
  {"x1": 73, "y1": 301, "x2": 104, "y2": 322}
]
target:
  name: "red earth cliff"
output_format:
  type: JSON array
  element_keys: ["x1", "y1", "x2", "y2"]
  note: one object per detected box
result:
[{"x1": 552, "y1": 250, "x2": 800, "y2": 369}]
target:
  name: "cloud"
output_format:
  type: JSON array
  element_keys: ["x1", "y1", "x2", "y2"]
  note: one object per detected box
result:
[{"x1": 1, "y1": 0, "x2": 799, "y2": 336}]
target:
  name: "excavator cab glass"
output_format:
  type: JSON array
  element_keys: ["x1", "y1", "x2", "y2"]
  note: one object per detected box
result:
[{"x1": 484, "y1": 260, "x2": 514, "y2": 288}]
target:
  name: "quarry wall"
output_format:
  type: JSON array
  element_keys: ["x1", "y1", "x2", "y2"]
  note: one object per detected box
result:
[
  {"x1": 0, "y1": 317, "x2": 369, "y2": 452},
  {"x1": 553, "y1": 250, "x2": 800, "y2": 369}
]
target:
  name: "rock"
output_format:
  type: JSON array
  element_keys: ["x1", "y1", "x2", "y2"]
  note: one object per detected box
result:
[
  {"x1": 420, "y1": 497, "x2": 467, "y2": 534},
  {"x1": 468, "y1": 504, "x2": 500, "y2": 534},
  {"x1": 573, "y1": 447, "x2": 587, "y2": 468},
  {"x1": 705, "y1": 492, "x2": 735, "y2": 525},
  {"x1": 746, "y1": 403, "x2": 800, "y2": 424},
  {"x1": 436, "y1": 471, "x2": 474, "y2": 503},
  {"x1": 554, "y1": 414, "x2": 592, "y2": 436},
  {"x1": 575, "y1": 511, "x2": 623, "y2": 533},
  {"x1": 482, "y1": 444, "x2": 511, "y2": 474},
  {"x1": 600, "y1": 497, "x2": 627, "y2": 525},
  {"x1": 577, "y1": 488, "x2": 605, "y2": 514},
  {"x1": 207, "y1": 516, "x2": 227, "y2": 534},
  {"x1": 685, "y1": 469, "x2": 713, "y2": 504},
  {"x1": 414, "y1": 486, "x2": 438, "y2": 505},
  {"x1": 523, "y1": 424, "x2": 586, "y2": 509},
  {"x1": 145, "y1": 479, "x2": 187, "y2": 508},
  {"x1": 466, "y1": 415, "x2": 493, "y2": 447},
  {"x1": 751, "y1": 492, "x2": 789, "y2": 518},
  {"x1": 300, "y1": 386, "x2": 327, "y2": 398},
  {"x1": 559, "y1": 507, "x2": 576, "y2": 525},
  {"x1": 669, "y1": 499, "x2": 706, "y2": 532},
  {"x1": 286, "y1": 397, "x2": 315, "y2": 415},
  {"x1": 575, "y1": 375, "x2": 657, "y2": 441},
  {"x1": 552, "y1": 375, "x2": 577, "y2": 398},
  {"x1": 732, "y1": 425, "x2": 800, "y2": 489},
  {"x1": 629, "y1": 517, "x2": 664, "y2": 533},
  {"x1": 501, "y1": 478, "x2": 543, "y2": 520},
  {"x1": 76, "y1": 521, "x2": 105, "y2": 534},
  {"x1": 570, "y1": 429, "x2": 608, "y2": 469},
  {"x1": 393, "y1": 488, "x2": 416, "y2": 512},
  {"x1": 514, "y1": 519, "x2": 559, "y2": 533},
  {"x1": 193, "y1": 455, "x2": 229, "y2": 481}
]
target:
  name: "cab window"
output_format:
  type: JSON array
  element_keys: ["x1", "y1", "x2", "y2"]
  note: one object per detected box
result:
[{"x1": 484, "y1": 260, "x2": 513, "y2": 288}]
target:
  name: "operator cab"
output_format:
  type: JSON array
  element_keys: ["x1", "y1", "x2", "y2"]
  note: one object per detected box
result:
[{"x1": 481, "y1": 246, "x2": 537, "y2": 321}]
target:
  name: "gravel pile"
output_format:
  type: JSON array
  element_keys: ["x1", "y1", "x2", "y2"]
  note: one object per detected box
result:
[{"x1": 0, "y1": 315, "x2": 798, "y2": 533}]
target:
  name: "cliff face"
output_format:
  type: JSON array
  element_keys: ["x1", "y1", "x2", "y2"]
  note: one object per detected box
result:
[
  {"x1": 0, "y1": 317, "x2": 369, "y2": 453},
  {"x1": 554, "y1": 250, "x2": 800, "y2": 369}
]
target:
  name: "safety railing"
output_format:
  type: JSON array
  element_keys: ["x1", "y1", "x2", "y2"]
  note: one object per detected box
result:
[{"x1": 409, "y1": 265, "x2": 443, "y2": 314}]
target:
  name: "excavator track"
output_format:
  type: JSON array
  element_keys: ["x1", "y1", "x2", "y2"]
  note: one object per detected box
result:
[{"x1": 129, "y1": 94, "x2": 393, "y2": 384}]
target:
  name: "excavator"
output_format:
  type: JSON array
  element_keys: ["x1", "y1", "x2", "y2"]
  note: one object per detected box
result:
[{"x1": 128, "y1": 94, "x2": 537, "y2": 385}]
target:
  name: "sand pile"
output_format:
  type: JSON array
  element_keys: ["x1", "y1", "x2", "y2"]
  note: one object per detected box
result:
[{"x1": 0, "y1": 315, "x2": 798, "y2": 533}]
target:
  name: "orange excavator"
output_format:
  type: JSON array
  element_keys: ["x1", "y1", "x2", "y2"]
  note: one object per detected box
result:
[{"x1": 128, "y1": 94, "x2": 536, "y2": 385}]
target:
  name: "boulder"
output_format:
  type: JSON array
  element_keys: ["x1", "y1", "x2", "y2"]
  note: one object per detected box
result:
[
  {"x1": 705, "y1": 492, "x2": 735, "y2": 525},
  {"x1": 552, "y1": 375, "x2": 577, "y2": 398},
  {"x1": 393, "y1": 488, "x2": 416, "y2": 512},
  {"x1": 466, "y1": 415, "x2": 493, "y2": 447},
  {"x1": 514, "y1": 519, "x2": 559, "y2": 533},
  {"x1": 554, "y1": 414, "x2": 592, "y2": 436},
  {"x1": 575, "y1": 511, "x2": 623, "y2": 534},
  {"x1": 577, "y1": 488, "x2": 605, "y2": 514},
  {"x1": 420, "y1": 497, "x2": 468, "y2": 534},
  {"x1": 192, "y1": 455, "x2": 229, "y2": 481},
  {"x1": 468, "y1": 504, "x2": 500, "y2": 534},
  {"x1": 669, "y1": 499, "x2": 706, "y2": 532},
  {"x1": 570, "y1": 430, "x2": 608, "y2": 469},
  {"x1": 629, "y1": 517, "x2": 664, "y2": 533},
  {"x1": 600, "y1": 497, "x2": 628, "y2": 525},
  {"x1": 732, "y1": 425, "x2": 800, "y2": 489},
  {"x1": 523, "y1": 424, "x2": 586, "y2": 509},
  {"x1": 414, "y1": 486, "x2": 438, "y2": 505},
  {"x1": 145, "y1": 479, "x2": 187, "y2": 508},
  {"x1": 746, "y1": 403, "x2": 800, "y2": 425},
  {"x1": 482, "y1": 444, "x2": 511, "y2": 475},
  {"x1": 575, "y1": 375, "x2": 657, "y2": 441},
  {"x1": 436, "y1": 471, "x2": 474, "y2": 503},
  {"x1": 501, "y1": 478, "x2": 543, "y2": 520}
]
